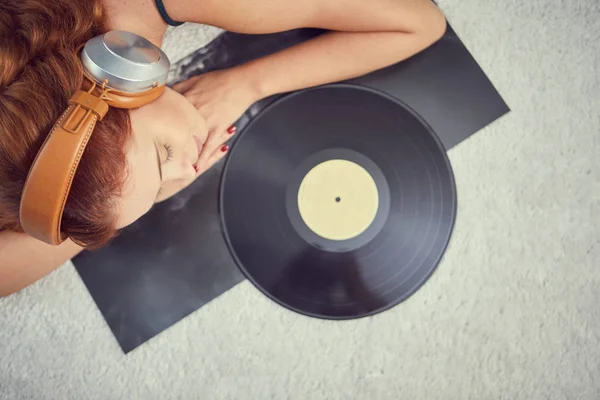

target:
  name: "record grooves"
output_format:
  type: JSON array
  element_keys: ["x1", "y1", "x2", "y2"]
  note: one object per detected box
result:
[{"x1": 220, "y1": 84, "x2": 457, "y2": 319}]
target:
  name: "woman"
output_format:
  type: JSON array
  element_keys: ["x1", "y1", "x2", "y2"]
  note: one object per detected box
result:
[{"x1": 0, "y1": 0, "x2": 446, "y2": 296}]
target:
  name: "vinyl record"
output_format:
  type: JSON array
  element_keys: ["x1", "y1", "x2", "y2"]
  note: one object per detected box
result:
[{"x1": 220, "y1": 84, "x2": 457, "y2": 319}]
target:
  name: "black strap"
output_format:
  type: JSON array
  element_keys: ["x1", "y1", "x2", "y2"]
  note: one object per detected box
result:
[{"x1": 155, "y1": 0, "x2": 184, "y2": 26}]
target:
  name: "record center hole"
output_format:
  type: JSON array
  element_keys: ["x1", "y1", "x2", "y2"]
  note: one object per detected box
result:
[{"x1": 335, "y1": 197, "x2": 341, "y2": 203}]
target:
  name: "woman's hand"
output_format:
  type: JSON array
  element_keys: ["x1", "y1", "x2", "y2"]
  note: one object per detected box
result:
[{"x1": 172, "y1": 68, "x2": 262, "y2": 167}]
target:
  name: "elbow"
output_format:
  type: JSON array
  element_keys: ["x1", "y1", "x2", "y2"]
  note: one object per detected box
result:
[
  {"x1": 412, "y1": 3, "x2": 447, "y2": 48},
  {"x1": 432, "y1": 8, "x2": 448, "y2": 43},
  {"x1": 422, "y1": 6, "x2": 447, "y2": 46}
]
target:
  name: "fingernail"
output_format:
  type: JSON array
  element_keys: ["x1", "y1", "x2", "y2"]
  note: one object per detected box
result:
[
  {"x1": 221, "y1": 145, "x2": 229, "y2": 152},
  {"x1": 193, "y1": 164, "x2": 199, "y2": 173},
  {"x1": 227, "y1": 125, "x2": 236, "y2": 134}
]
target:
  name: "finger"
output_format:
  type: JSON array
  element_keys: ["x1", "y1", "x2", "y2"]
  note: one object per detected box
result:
[
  {"x1": 196, "y1": 124, "x2": 236, "y2": 167},
  {"x1": 195, "y1": 129, "x2": 222, "y2": 168},
  {"x1": 171, "y1": 77, "x2": 197, "y2": 94},
  {"x1": 197, "y1": 144, "x2": 229, "y2": 175},
  {"x1": 226, "y1": 124, "x2": 237, "y2": 136},
  {"x1": 195, "y1": 124, "x2": 235, "y2": 173}
]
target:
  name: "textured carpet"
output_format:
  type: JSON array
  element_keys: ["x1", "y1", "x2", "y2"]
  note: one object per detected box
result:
[{"x1": 1, "y1": 1, "x2": 599, "y2": 399}]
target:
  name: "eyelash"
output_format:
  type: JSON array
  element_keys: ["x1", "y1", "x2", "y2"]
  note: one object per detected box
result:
[
  {"x1": 156, "y1": 144, "x2": 173, "y2": 199},
  {"x1": 164, "y1": 144, "x2": 174, "y2": 162}
]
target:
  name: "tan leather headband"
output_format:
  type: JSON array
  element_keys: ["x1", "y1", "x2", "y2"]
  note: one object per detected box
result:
[
  {"x1": 19, "y1": 74, "x2": 166, "y2": 245},
  {"x1": 19, "y1": 84, "x2": 109, "y2": 245}
]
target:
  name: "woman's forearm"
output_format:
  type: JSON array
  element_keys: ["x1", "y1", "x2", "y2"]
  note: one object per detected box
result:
[
  {"x1": 241, "y1": 24, "x2": 446, "y2": 100},
  {"x1": 0, "y1": 231, "x2": 82, "y2": 296}
]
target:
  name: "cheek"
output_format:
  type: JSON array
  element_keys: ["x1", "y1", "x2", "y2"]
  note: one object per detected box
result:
[
  {"x1": 154, "y1": 165, "x2": 196, "y2": 203},
  {"x1": 115, "y1": 147, "x2": 162, "y2": 229}
]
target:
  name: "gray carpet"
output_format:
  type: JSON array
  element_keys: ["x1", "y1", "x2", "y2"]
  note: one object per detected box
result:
[{"x1": 1, "y1": 1, "x2": 599, "y2": 399}]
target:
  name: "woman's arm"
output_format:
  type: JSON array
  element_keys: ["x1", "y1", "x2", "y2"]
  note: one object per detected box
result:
[
  {"x1": 171, "y1": 0, "x2": 446, "y2": 141},
  {"x1": 0, "y1": 231, "x2": 82, "y2": 297},
  {"x1": 173, "y1": 0, "x2": 446, "y2": 96},
  {"x1": 236, "y1": 27, "x2": 446, "y2": 101}
]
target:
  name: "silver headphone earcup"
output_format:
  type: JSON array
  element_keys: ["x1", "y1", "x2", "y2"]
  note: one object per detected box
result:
[{"x1": 81, "y1": 30, "x2": 170, "y2": 93}]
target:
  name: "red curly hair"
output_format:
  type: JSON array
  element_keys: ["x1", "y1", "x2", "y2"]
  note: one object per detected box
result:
[{"x1": 0, "y1": 0, "x2": 132, "y2": 248}]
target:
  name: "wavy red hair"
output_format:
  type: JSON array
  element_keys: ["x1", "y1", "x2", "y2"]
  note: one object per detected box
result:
[{"x1": 0, "y1": 0, "x2": 132, "y2": 248}]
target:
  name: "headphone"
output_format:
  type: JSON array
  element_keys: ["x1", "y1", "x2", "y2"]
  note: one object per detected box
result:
[{"x1": 19, "y1": 30, "x2": 171, "y2": 246}]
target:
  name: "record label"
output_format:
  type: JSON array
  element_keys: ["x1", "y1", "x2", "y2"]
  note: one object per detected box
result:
[{"x1": 297, "y1": 159, "x2": 379, "y2": 241}]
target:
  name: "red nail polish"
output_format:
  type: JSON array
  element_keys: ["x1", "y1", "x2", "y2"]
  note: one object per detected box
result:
[
  {"x1": 227, "y1": 125, "x2": 236, "y2": 134},
  {"x1": 193, "y1": 164, "x2": 199, "y2": 173},
  {"x1": 221, "y1": 145, "x2": 229, "y2": 152}
]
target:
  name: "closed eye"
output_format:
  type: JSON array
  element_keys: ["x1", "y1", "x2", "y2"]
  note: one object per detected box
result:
[{"x1": 164, "y1": 143, "x2": 174, "y2": 162}]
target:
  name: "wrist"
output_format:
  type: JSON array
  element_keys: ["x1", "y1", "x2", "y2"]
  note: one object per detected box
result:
[{"x1": 234, "y1": 61, "x2": 273, "y2": 102}]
